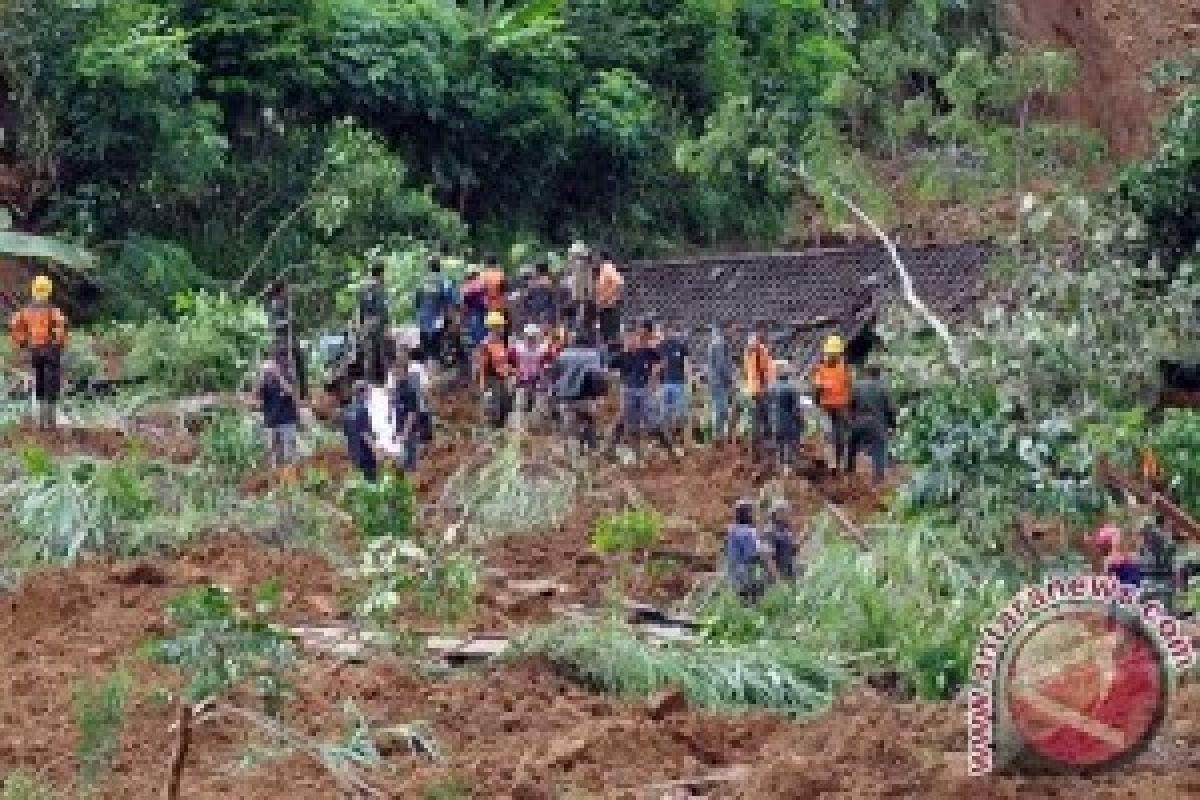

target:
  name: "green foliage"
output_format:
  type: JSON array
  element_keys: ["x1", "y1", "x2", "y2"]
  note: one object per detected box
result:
[
  {"x1": 196, "y1": 410, "x2": 263, "y2": 480},
  {"x1": 147, "y1": 582, "x2": 296, "y2": 715},
  {"x1": 1120, "y1": 90, "x2": 1200, "y2": 273},
  {"x1": 1148, "y1": 410, "x2": 1200, "y2": 520},
  {"x1": 591, "y1": 508, "x2": 664, "y2": 555},
  {"x1": 341, "y1": 472, "x2": 415, "y2": 540},
  {"x1": 351, "y1": 536, "x2": 479, "y2": 626},
  {"x1": 73, "y1": 669, "x2": 132, "y2": 791},
  {"x1": 516, "y1": 619, "x2": 845, "y2": 715},
  {"x1": 700, "y1": 521, "x2": 1018, "y2": 701},
  {"x1": 0, "y1": 773, "x2": 60, "y2": 800},
  {"x1": 124, "y1": 291, "x2": 267, "y2": 392}
]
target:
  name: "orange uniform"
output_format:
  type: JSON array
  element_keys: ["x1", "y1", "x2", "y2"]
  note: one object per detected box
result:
[
  {"x1": 743, "y1": 340, "x2": 775, "y2": 397},
  {"x1": 9, "y1": 303, "x2": 68, "y2": 350},
  {"x1": 481, "y1": 268, "x2": 507, "y2": 312},
  {"x1": 811, "y1": 360, "x2": 851, "y2": 410}
]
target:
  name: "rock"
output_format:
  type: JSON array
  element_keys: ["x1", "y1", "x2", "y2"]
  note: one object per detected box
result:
[
  {"x1": 541, "y1": 737, "x2": 589, "y2": 768},
  {"x1": 305, "y1": 594, "x2": 338, "y2": 616},
  {"x1": 646, "y1": 686, "x2": 688, "y2": 720},
  {"x1": 110, "y1": 563, "x2": 168, "y2": 586}
]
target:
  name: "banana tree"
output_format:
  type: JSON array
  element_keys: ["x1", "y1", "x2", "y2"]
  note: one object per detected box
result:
[{"x1": 0, "y1": 207, "x2": 94, "y2": 271}]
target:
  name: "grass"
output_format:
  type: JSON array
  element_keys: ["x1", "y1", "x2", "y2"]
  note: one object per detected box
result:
[
  {"x1": 515, "y1": 619, "x2": 845, "y2": 716},
  {"x1": 73, "y1": 669, "x2": 132, "y2": 791},
  {"x1": 0, "y1": 773, "x2": 59, "y2": 800}
]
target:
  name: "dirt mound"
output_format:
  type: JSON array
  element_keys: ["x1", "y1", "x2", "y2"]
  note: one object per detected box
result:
[
  {"x1": 725, "y1": 686, "x2": 1200, "y2": 799},
  {"x1": 0, "y1": 423, "x2": 196, "y2": 463},
  {"x1": 1010, "y1": 0, "x2": 1198, "y2": 161}
]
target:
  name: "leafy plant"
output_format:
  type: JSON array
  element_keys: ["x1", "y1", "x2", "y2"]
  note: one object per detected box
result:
[
  {"x1": 0, "y1": 773, "x2": 60, "y2": 800},
  {"x1": 73, "y1": 668, "x2": 132, "y2": 791},
  {"x1": 516, "y1": 620, "x2": 845, "y2": 716},
  {"x1": 341, "y1": 472, "x2": 415, "y2": 540},
  {"x1": 1148, "y1": 410, "x2": 1200, "y2": 519},
  {"x1": 350, "y1": 536, "x2": 479, "y2": 626},
  {"x1": 146, "y1": 582, "x2": 296, "y2": 716},
  {"x1": 196, "y1": 409, "x2": 264, "y2": 479},
  {"x1": 591, "y1": 508, "x2": 664, "y2": 555}
]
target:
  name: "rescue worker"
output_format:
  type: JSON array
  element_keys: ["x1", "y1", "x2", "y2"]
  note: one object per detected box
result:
[
  {"x1": 768, "y1": 361, "x2": 805, "y2": 475},
  {"x1": 342, "y1": 380, "x2": 379, "y2": 482},
  {"x1": 609, "y1": 319, "x2": 673, "y2": 459},
  {"x1": 413, "y1": 257, "x2": 456, "y2": 373},
  {"x1": 725, "y1": 499, "x2": 767, "y2": 604},
  {"x1": 705, "y1": 322, "x2": 736, "y2": 445},
  {"x1": 657, "y1": 323, "x2": 692, "y2": 452},
  {"x1": 357, "y1": 259, "x2": 390, "y2": 387},
  {"x1": 461, "y1": 267, "x2": 488, "y2": 347},
  {"x1": 764, "y1": 498, "x2": 797, "y2": 583},
  {"x1": 524, "y1": 260, "x2": 558, "y2": 329},
  {"x1": 811, "y1": 335, "x2": 852, "y2": 475},
  {"x1": 480, "y1": 255, "x2": 508, "y2": 338},
  {"x1": 594, "y1": 252, "x2": 625, "y2": 349},
  {"x1": 256, "y1": 357, "x2": 299, "y2": 469},
  {"x1": 9, "y1": 274, "x2": 69, "y2": 430},
  {"x1": 848, "y1": 361, "x2": 894, "y2": 484},
  {"x1": 388, "y1": 352, "x2": 421, "y2": 472},
  {"x1": 512, "y1": 323, "x2": 550, "y2": 421},
  {"x1": 266, "y1": 278, "x2": 306, "y2": 399},
  {"x1": 743, "y1": 321, "x2": 776, "y2": 462},
  {"x1": 476, "y1": 311, "x2": 514, "y2": 428}
]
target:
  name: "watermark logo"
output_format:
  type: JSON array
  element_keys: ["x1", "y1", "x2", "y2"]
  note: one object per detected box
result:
[{"x1": 967, "y1": 575, "x2": 1194, "y2": 776}]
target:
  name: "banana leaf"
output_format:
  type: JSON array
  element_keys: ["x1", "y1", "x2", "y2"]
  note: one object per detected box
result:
[{"x1": 0, "y1": 231, "x2": 95, "y2": 270}]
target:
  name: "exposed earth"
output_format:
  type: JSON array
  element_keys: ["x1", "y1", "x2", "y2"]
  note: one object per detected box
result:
[{"x1": 0, "y1": 386, "x2": 1196, "y2": 799}]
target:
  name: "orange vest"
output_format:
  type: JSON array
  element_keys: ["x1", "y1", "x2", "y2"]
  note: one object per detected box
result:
[
  {"x1": 743, "y1": 342, "x2": 775, "y2": 396},
  {"x1": 10, "y1": 304, "x2": 68, "y2": 349},
  {"x1": 481, "y1": 269, "x2": 506, "y2": 311},
  {"x1": 812, "y1": 361, "x2": 851, "y2": 409},
  {"x1": 478, "y1": 341, "x2": 511, "y2": 379}
]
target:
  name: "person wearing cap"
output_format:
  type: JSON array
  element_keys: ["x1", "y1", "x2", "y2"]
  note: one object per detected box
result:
[
  {"x1": 10, "y1": 274, "x2": 69, "y2": 430},
  {"x1": 768, "y1": 360, "x2": 805, "y2": 475},
  {"x1": 743, "y1": 321, "x2": 776, "y2": 462},
  {"x1": 848, "y1": 361, "x2": 894, "y2": 484},
  {"x1": 342, "y1": 380, "x2": 379, "y2": 482},
  {"x1": 725, "y1": 499, "x2": 767, "y2": 603},
  {"x1": 764, "y1": 499, "x2": 797, "y2": 583},
  {"x1": 476, "y1": 311, "x2": 514, "y2": 428},
  {"x1": 609, "y1": 318, "x2": 673, "y2": 458},
  {"x1": 357, "y1": 259, "x2": 390, "y2": 387},
  {"x1": 594, "y1": 252, "x2": 625, "y2": 349},
  {"x1": 706, "y1": 322, "x2": 736, "y2": 445},
  {"x1": 811, "y1": 334, "x2": 852, "y2": 475},
  {"x1": 657, "y1": 323, "x2": 692, "y2": 452},
  {"x1": 512, "y1": 322, "x2": 551, "y2": 421}
]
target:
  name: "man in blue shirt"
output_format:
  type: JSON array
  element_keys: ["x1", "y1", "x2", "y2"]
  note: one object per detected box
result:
[
  {"x1": 725, "y1": 499, "x2": 766, "y2": 603},
  {"x1": 706, "y1": 322, "x2": 736, "y2": 445},
  {"x1": 414, "y1": 257, "x2": 456, "y2": 369},
  {"x1": 342, "y1": 380, "x2": 379, "y2": 482}
]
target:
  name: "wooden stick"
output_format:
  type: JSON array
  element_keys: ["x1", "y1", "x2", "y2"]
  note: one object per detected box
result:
[{"x1": 163, "y1": 702, "x2": 192, "y2": 800}]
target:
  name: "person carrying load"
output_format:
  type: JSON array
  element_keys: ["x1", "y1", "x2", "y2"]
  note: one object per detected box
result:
[{"x1": 9, "y1": 275, "x2": 69, "y2": 430}]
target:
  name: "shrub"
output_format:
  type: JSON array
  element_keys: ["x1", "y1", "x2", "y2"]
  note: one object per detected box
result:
[
  {"x1": 146, "y1": 582, "x2": 296, "y2": 716},
  {"x1": 73, "y1": 669, "x2": 132, "y2": 790},
  {"x1": 591, "y1": 508, "x2": 664, "y2": 555},
  {"x1": 341, "y1": 472, "x2": 415, "y2": 540}
]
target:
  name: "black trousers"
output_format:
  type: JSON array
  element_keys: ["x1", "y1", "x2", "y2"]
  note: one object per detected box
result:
[{"x1": 31, "y1": 348, "x2": 62, "y2": 404}]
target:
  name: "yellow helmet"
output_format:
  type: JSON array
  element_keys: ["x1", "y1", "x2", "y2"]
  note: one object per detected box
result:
[
  {"x1": 485, "y1": 311, "x2": 506, "y2": 329},
  {"x1": 822, "y1": 335, "x2": 845, "y2": 356},
  {"x1": 31, "y1": 275, "x2": 53, "y2": 300}
]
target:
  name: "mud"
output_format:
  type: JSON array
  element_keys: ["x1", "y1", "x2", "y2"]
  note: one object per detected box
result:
[{"x1": 0, "y1": 423, "x2": 196, "y2": 463}]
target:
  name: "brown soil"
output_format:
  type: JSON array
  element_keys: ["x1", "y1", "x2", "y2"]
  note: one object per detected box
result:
[
  {"x1": 0, "y1": 401, "x2": 1194, "y2": 798},
  {"x1": 1010, "y1": 0, "x2": 1199, "y2": 161},
  {"x1": 0, "y1": 423, "x2": 196, "y2": 463}
]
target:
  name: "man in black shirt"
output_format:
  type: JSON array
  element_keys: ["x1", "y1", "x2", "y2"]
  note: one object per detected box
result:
[
  {"x1": 609, "y1": 319, "x2": 673, "y2": 459},
  {"x1": 658, "y1": 326, "x2": 692, "y2": 450},
  {"x1": 389, "y1": 354, "x2": 421, "y2": 472},
  {"x1": 357, "y1": 259, "x2": 390, "y2": 387},
  {"x1": 256, "y1": 357, "x2": 299, "y2": 469},
  {"x1": 342, "y1": 380, "x2": 379, "y2": 482}
]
